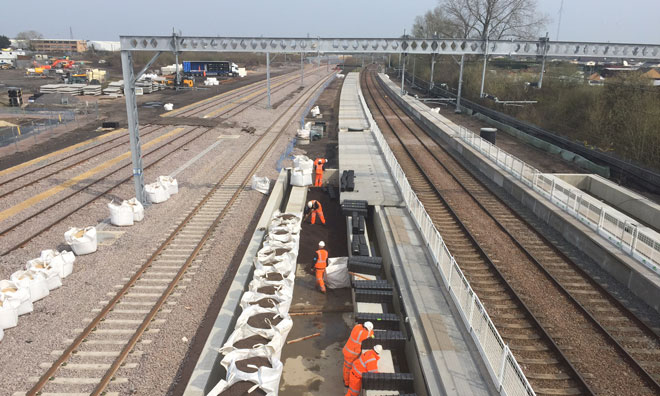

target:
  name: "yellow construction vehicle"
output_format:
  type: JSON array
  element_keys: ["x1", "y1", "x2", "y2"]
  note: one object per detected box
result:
[{"x1": 164, "y1": 74, "x2": 194, "y2": 87}]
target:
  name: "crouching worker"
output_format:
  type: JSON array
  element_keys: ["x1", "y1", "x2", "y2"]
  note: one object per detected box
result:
[
  {"x1": 304, "y1": 199, "x2": 326, "y2": 225},
  {"x1": 343, "y1": 321, "x2": 375, "y2": 386},
  {"x1": 346, "y1": 345, "x2": 382, "y2": 396}
]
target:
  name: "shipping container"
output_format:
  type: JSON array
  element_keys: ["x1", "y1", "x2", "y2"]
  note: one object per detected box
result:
[{"x1": 182, "y1": 61, "x2": 237, "y2": 77}]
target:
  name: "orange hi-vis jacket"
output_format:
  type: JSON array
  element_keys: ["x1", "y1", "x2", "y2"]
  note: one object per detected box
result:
[
  {"x1": 343, "y1": 324, "x2": 374, "y2": 358},
  {"x1": 314, "y1": 158, "x2": 327, "y2": 174},
  {"x1": 314, "y1": 249, "x2": 328, "y2": 270},
  {"x1": 351, "y1": 349, "x2": 380, "y2": 379}
]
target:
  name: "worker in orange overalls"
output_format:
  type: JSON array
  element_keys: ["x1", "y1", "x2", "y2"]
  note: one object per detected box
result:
[
  {"x1": 313, "y1": 241, "x2": 328, "y2": 293},
  {"x1": 342, "y1": 322, "x2": 375, "y2": 386},
  {"x1": 314, "y1": 157, "x2": 327, "y2": 187},
  {"x1": 345, "y1": 345, "x2": 382, "y2": 396},
  {"x1": 304, "y1": 199, "x2": 326, "y2": 225}
]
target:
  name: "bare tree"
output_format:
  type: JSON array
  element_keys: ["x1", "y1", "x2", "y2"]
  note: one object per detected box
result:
[
  {"x1": 412, "y1": 7, "x2": 461, "y2": 38},
  {"x1": 15, "y1": 30, "x2": 44, "y2": 40},
  {"x1": 443, "y1": 0, "x2": 547, "y2": 40}
]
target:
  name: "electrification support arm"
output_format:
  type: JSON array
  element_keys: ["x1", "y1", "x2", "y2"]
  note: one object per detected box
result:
[
  {"x1": 456, "y1": 54, "x2": 465, "y2": 113},
  {"x1": 266, "y1": 52, "x2": 271, "y2": 108},
  {"x1": 133, "y1": 51, "x2": 163, "y2": 83},
  {"x1": 120, "y1": 50, "x2": 146, "y2": 205}
]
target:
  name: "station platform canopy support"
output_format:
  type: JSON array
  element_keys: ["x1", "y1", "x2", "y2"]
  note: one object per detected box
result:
[{"x1": 120, "y1": 34, "x2": 660, "y2": 204}]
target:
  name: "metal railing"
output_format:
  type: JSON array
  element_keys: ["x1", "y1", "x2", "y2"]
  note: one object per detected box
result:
[
  {"x1": 453, "y1": 124, "x2": 660, "y2": 275},
  {"x1": 356, "y1": 80, "x2": 535, "y2": 396}
]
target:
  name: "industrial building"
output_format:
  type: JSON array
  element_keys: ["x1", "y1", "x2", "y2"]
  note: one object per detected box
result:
[{"x1": 30, "y1": 39, "x2": 87, "y2": 53}]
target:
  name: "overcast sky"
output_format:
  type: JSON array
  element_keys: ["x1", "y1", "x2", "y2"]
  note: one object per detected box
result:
[{"x1": 2, "y1": 0, "x2": 659, "y2": 44}]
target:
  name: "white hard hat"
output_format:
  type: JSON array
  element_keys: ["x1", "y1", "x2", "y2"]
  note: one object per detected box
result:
[
  {"x1": 308, "y1": 201, "x2": 313, "y2": 208},
  {"x1": 318, "y1": 241, "x2": 325, "y2": 248},
  {"x1": 373, "y1": 345, "x2": 383, "y2": 355},
  {"x1": 364, "y1": 321, "x2": 374, "y2": 331}
]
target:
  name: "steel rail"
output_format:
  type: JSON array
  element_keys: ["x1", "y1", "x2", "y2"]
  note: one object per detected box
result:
[
  {"x1": 25, "y1": 70, "x2": 334, "y2": 396},
  {"x1": 0, "y1": 124, "x2": 162, "y2": 198},
  {"x1": 1, "y1": 69, "x2": 315, "y2": 254},
  {"x1": 363, "y1": 70, "x2": 594, "y2": 396},
  {"x1": 375, "y1": 72, "x2": 660, "y2": 389}
]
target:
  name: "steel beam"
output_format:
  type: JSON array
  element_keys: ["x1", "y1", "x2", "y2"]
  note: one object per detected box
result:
[
  {"x1": 120, "y1": 51, "x2": 146, "y2": 204},
  {"x1": 119, "y1": 36, "x2": 660, "y2": 60},
  {"x1": 266, "y1": 52, "x2": 271, "y2": 108}
]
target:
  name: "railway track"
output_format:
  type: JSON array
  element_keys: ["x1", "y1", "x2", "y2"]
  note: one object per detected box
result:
[
  {"x1": 19, "y1": 69, "x2": 335, "y2": 396},
  {"x1": 363, "y1": 69, "x2": 660, "y2": 396},
  {"x1": 0, "y1": 68, "x2": 323, "y2": 255}
]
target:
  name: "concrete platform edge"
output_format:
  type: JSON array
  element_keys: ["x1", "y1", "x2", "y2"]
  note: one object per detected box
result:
[
  {"x1": 378, "y1": 73, "x2": 660, "y2": 313},
  {"x1": 183, "y1": 169, "x2": 290, "y2": 396}
]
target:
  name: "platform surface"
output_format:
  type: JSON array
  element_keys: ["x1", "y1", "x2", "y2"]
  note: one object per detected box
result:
[
  {"x1": 339, "y1": 130, "x2": 404, "y2": 207},
  {"x1": 338, "y1": 72, "x2": 370, "y2": 131},
  {"x1": 376, "y1": 205, "x2": 498, "y2": 396}
]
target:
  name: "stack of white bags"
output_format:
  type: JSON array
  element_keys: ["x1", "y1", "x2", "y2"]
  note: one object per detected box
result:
[
  {"x1": 145, "y1": 175, "x2": 178, "y2": 204},
  {"x1": 290, "y1": 155, "x2": 313, "y2": 187},
  {"x1": 208, "y1": 211, "x2": 302, "y2": 396},
  {"x1": 0, "y1": 249, "x2": 76, "y2": 342}
]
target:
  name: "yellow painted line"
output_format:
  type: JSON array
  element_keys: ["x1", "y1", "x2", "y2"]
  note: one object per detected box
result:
[
  {"x1": 202, "y1": 77, "x2": 294, "y2": 119},
  {"x1": 0, "y1": 128, "x2": 127, "y2": 178},
  {"x1": 0, "y1": 127, "x2": 185, "y2": 223},
  {"x1": 161, "y1": 73, "x2": 292, "y2": 118}
]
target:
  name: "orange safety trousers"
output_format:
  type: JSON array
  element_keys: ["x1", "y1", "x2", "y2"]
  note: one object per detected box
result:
[
  {"x1": 345, "y1": 350, "x2": 379, "y2": 396},
  {"x1": 314, "y1": 172, "x2": 323, "y2": 187},
  {"x1": 315, "y1": 248, "x2": 328, "y2": 292},
  {"x1": 311, "y1": 208, "x2": 325, "y2": 224}
]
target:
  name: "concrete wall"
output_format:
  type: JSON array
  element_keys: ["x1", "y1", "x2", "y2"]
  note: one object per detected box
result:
[
  {"x1": 184, "y1": 169, "x2": 291, "y2": 396},
  {"x1": 556, "y1": 173, "x2": 660, "y2": 231},
  {"x1": 379, "y1": 75, "x2": 660, "y2": 314}
]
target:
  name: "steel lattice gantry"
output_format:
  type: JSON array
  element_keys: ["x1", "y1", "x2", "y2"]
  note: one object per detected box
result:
[
  {"x1": 120, "y1": 35, "x2": 660, "y2": 204},
  {"x1": 120, "y1": 36, "x2": 660, "y2": 59}
]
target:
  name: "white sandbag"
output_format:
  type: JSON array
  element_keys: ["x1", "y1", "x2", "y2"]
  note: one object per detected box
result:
[
  {"x1": 290, "y1": 168, "x2": 306, "y2": 187},
  {"x1": 108, "y1": 200, "x2": 134, "y2": 226},
  {"x1": 220, "y1": 348, "x2": 283, "y2": 395},
  {"x1": 0, "y1": 280, "x2": 33, "y2": 316},
  {"x1": 40, "y1": 250, "x2": 75, "y2": 278},
  {"x1": 26, "y1": 259, "x2": 62, "y2": 291},
  {"x1": 163, "y1": 103, "x2": 174, "y2": 111},
  {"x1": 158, "y1": 175, "x2": 178, "y2": 195},
  {"x1": 220, "y1": 324, "x2": 285, "y2": 360},
  {"x1": 325, "y1": 257, "x2": 351, "y2": 289},
  {"x1": 253, "y1": 268, "x2": 296, "y2": 287},
  {"x1": 10, "y1": 270, "x2": 49, "y2": 302},
  {"x1": 126, "y1": 198, "x2": 144, "y2": 222},
  {"x1": 267, "y1": 227, "x2": 297, "y2": 244},
  {"x1": 145, "y1": 182, "x2": 170, "y2": 203},
  {"x1": 64, "y1": 226, "x2": 98, "y2": 255},
  {"x1": 207, "y1": 379, "x2": 272, "y2": 396},
  {"x1": 431, "y1": 107, "x2": 441, "y2": 114},
  {"x1": 233, "y1": 305, "x2": 293, "y2": 340},
  {"x1": 253, "y1": 256, "x2": 295, "y2": 277},
  {"x1": 0, "y1": 294, "x2": 18, "y2": 330},
  {"x1": 251, "y1": 175, "x2": 270, "y2": 195},
  {"x1": 310, "y1": 105, "x2": 320, "y2": 117}
]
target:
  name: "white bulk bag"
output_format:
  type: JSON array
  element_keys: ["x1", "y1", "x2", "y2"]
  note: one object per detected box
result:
[
  {"x1": 0, "y1": 294, "x2": 18, "y2": 330},
  {"x1": 163, "y1": 103, "x2": 174, "y2": 111},
  {"x1": 40, "y1": 250, "x2": 75, "y2": 278},
  {"x1": 233, "y1": 305, "x2": 293, "y2": 340},
  {"x1": 220, "y1": 325, "x2": 285, "y2": 360},
  {"x1": 253, "y1": 268, "x2": 296, "y2": 285},
  {"x1": 0, "y1": 280, "x2": 33, "y2": 316},
  {"x1": 297, "y1": 128, "x2": 310, "y2": 140},
  {"x1": 290, "y1": 168, "x2": 306, "y2": 187},
  {"x1": 127, "y1": 198, "x2": 144, "y2": 222},
  {"x1": 207, "y1": 379, "x2": 271, "y2": 396},
  {"x1": 267, "y1": 227, "x2": 296, "y2": 244},
  {"x1": 325, "y1": 257, "x2": 350, "y2": 289},
  {"x1": 108, "y1": 200, "x2": 134, "y2": 226},
  {"x1": 248, "y1": 277, "x2": 294, "y2": 300},
  {"x1": 145, "y1": 182, "x2": 169, "y2": 204},
  {"x1": 251, "y1": 175, "x2": 270, "y2": 195},
  {"x1": 219, "y1": 348, "x2": 283, "y2": 395},
  {"x1": 26, "y1": 259, "x2": 62, "y2": 291},
  {"x1": 293, "y1": 155, "x2": 314, "y2": 174},
  {"x1": 253, "y1": 256, "x2": 295, "y2": 277},
  {"x1": 239, "y1": 290, "x2": 292, "y2": 313},
  {"x1": 10, "y1": 270, "x2": 49, "y2": 302},
  {"x1": 158, "y1": 175, "x2": 178, "y2": 195},
  {"x1": 310, "y1": 106, "x2": 321, "y2": 117},
  {"x1": 64, "y1": 226, "x2": 98, "y2": 255}
]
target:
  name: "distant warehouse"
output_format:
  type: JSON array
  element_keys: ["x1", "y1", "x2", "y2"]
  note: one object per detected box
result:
[{"x1": 30, "y1": 39, "x2": 87, "y2": 53}]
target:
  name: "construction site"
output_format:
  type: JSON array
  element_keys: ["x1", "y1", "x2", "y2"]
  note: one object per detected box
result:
[{"x1": 0, "y1": 22, "x2": 659, "y2": 396}]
